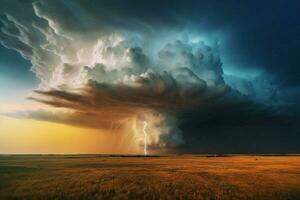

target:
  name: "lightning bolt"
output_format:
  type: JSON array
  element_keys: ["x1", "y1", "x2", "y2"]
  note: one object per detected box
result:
[{"x1": 143, "y1": 121, "x2": 148, "y2": 155}]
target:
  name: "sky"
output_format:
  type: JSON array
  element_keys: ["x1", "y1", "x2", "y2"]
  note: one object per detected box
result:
[{"x1": 0, "y1": 0, "x2": 299, "y2": 154}]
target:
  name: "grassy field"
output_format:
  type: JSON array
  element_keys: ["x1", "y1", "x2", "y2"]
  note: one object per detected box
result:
[{"x1": 0, "y1": 155, "x2": 300, "y2": 200}]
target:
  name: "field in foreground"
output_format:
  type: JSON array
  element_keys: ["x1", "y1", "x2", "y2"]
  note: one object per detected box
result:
[{"x1": 0, "y1": 155, "x2": 300, "y2": 200}]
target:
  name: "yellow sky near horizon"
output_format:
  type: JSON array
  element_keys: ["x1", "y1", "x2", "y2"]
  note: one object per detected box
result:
[{"x1": 0, "y1": 115, "x2": 140, "y2": 154}]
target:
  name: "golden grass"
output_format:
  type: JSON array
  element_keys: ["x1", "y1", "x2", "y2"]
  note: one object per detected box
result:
[{"x1": 0, "y1": 155, "x2": 300, "y2": 200}]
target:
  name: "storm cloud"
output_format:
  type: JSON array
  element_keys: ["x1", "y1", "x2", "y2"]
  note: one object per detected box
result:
[{"x1": 1, "y1": 0, "x2": 299, "y2": 153}]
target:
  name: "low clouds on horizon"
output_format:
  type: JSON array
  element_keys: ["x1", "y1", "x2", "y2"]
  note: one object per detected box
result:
[{"x1": 1, "y1": 0, "x2": 300, "y2": 153}]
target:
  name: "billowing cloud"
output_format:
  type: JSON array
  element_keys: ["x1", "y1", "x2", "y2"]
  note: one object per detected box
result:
[
  {"x1": 0, "y1": 0, "x2": 230, "y2": 151},
  {"x1": 27, "y1": 38, "x2": 229, "y2": 148},
  {"x1": 1, "y1": 0, "x2": 299, "y2": 153}
]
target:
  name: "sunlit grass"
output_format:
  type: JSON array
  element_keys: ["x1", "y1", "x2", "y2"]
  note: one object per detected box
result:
[{"x1": 0, "y1": 155, "x2": 300, "y2": 200}]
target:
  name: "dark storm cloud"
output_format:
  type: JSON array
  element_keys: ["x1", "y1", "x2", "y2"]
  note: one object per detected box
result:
[
  {"x1": 31, "y1": 77, "x2": 228, "y2": 110},
  {"x1": 75, "y1": 0, "x2": 300, "y2": 86},
  {"x1": 27, "y1": 75, "x2": 228, "y2": 132},
  {"x1": 1, "y1": 0, "x2": 300, "y2": 153},
  {"x1": 220, "y1": 1, "x2": 300, "y2": 88},
  {"x1": 177, "y1": 93, "x2": 300, "y2": 153},
  {"x1": 1, "y1": 0, "x2": 299, "y2": 85},
  {"x1": 106, "y1": 0, "x2": 300, "y2": 87}
]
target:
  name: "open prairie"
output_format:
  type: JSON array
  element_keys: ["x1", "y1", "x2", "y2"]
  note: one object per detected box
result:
[{"x1": 0, "y1": 155, "x2": 300, "y2": 200}]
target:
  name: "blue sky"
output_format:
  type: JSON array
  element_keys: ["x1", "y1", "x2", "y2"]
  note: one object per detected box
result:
[{"x1": 0, "y1": 45, "x2": 38, "y2": 102}]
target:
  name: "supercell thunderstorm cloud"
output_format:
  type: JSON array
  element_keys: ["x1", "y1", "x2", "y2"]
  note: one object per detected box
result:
[{"x1": 1, "y1": 0, "x2": 300, "y2": 153}]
